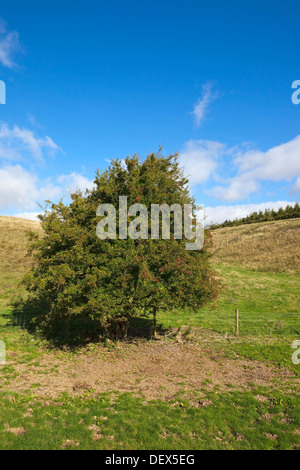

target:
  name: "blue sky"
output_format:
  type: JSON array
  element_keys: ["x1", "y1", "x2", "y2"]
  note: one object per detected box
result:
[{"x1": 0, "y1": 0, "x2": 299, "y2": 224}]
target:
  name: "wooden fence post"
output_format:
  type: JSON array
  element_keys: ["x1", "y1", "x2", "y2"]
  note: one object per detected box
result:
[{"x1": 235, "y1": 308, "x2": 239, "y2": 336}]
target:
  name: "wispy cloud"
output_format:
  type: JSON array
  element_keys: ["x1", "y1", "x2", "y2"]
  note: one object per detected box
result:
[
  {"x1": 0, "y1": 118, "x2": 95, "y2": 213},
  {"x1": 0, "y1": 18, "x2": 22, "y2": 69},
  {"x1": 0, "y1": 123, "x2": 62, "y2": 163},
  {"x1": 57, "y1": 172, "x2": 95, "y2": 194},
  {"x1": 191, "y1": 82, "x2": 218, "y2": 127},
  {"x1": 291, "y1": 177, "x2": 300, "y2": 194},
  {"x1": 27, "y1": 114, "x2": 44, "y2": 130},
  {"x1": 180, "y1": 139, "x2": 226, "y2": 186}
]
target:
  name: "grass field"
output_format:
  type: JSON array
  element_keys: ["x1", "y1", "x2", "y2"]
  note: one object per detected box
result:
[
  {"x1": 158, "y1": 265, "x2": 300, "y2": 336},
  {"x1": 0, "y1": 388, "x2": 299, "y2": 450},
  {"x1": 0, "y1": 215, "x2": 299, "y2": 450}
]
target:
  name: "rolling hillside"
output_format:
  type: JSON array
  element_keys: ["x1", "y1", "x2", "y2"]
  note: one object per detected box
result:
[
  {"x1": 210, "y1": 218, "x2": 300, "y2": 273},
  {"x1": 0, "y1": 216, "x2": 42, "y2": 307}
]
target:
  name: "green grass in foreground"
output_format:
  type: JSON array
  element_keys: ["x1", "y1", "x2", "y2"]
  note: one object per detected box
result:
[
  {"x1": 208, "y1": 336, "x2": 300, "y2": 375},
  {"x1": 0, "y1": 389, "x2": 299, "y2": 450},
  {"x1": 0, "y1": 265, "x2": 299, "y2": 450}
]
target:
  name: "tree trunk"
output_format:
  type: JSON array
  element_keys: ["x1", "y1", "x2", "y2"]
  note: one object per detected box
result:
[
  {"x1": 65, "y1": 318, "x2": 70, "y2": 338},
  {"x1": 113, "y1": 319, "x2": 129, "y2": 340},
  {"x1": 153, "y1": 307, "x2": 157, "y2": 338},
  {"x1": 115, "y1": 320, "x2": 120, "y2": 339}
]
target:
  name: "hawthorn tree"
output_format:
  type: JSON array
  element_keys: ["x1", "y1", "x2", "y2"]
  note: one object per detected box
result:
[{"x1": 24, "y1": 151, "x2": 219, "y2": 339}]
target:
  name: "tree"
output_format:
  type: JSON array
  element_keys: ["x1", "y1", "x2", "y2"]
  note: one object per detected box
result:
[{"x1": 24, "y1": 151, "x2": 219, "y2": 339}]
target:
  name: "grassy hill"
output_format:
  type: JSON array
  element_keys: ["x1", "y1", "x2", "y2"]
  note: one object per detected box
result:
[
  {"x1": 0, "y1": 216, "x2": 42, "y2": 307},
  {"x1": 210, "y1": 218, "x2": 300, "y2": 273}
]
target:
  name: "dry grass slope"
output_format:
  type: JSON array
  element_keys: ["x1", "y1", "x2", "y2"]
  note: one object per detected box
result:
[
  {"x1": 210, "y1": 218, "x2": 300, "y2": 273},
  {"x1": 0, "y1": 216, "x2": 42, "y2": 306}
]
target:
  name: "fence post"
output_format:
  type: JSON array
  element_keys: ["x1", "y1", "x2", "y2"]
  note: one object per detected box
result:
[{"x1": 235, "y1": 308, "x2": 239, "y2": 336}]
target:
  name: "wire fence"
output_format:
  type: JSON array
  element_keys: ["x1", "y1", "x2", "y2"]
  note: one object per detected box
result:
[
  {"x1": 0, "y1": 311, "x2": 29, "y2": 330},
  {"x1": 192, "y1": 311, "x2": 300, "y2": 337},
  {"x1": 0, "y1": 310, "x2": 299, "y2": 337}
]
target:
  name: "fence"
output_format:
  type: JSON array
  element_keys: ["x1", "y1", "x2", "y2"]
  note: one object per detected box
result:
[
  {"x1": 192, "y1": 310, "x2": 300, "y2": 337},
  {"x1": 0, "y1": 311, "x2": 29, "y2": 330},
  {"x1": 0, "y1": 309, "x2": 299, "y2": 337}
]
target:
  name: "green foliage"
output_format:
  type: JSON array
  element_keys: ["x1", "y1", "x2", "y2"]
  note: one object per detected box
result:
[
  {"x1": 24, "y1": 151, "x2": 218, "y2": 338},
  {"x1": 209, "y1": 202, "x2": 300, "y2": 230}
]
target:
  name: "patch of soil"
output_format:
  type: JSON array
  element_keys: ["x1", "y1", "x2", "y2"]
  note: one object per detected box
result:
[
  {"x1": 61, "y1": 439, "x2": 80, "y2": 448},
  {"x1": 87, "y1": 424, "x2": 103, "y2": 441},
  {"x1": 5, "y1": 426, "x2": 27, "y2": 436},
  {"x1": 4, "y1": 340, "x2": 298, "y2": 401}
]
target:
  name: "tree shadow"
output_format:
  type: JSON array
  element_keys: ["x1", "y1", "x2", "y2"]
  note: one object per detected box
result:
[
  {"x1": 10, "y1": 298, "x2": 164, "y2": 349},
  {"x1": 128, "y1": 316, "x2": 167, "y2": 339},
  {"x1": 10, "y1": 297, "x2": 102, "y2": 348}
]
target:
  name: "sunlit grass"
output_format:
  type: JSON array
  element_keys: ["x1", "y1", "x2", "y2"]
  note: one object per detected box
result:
[
  {"x1": 0, "y1": 389, "x2": 299, "y2": 450},
  {"x1": 157, "y1": 265, "x2": 300, "y2": 336}
]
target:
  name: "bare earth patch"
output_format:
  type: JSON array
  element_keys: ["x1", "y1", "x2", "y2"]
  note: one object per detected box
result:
[
  {"x1": 3, "y1": 340, "x2": 298, "y2": 401},
  {"x1": 61, "y1": 439, "x2": 80, "y2": 448},
  {"x1": 5, "y1": 426, "x2": 27, "y2": 436}
]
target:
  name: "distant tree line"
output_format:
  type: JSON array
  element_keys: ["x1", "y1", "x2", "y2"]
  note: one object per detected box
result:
[{"x1": 208, "y1": 202, "x2": 300, "y2": 230}]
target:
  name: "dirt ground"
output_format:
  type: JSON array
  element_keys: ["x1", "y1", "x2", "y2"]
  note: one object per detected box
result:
[{"x1": 3, "y1": 340, "x2": 298, "y2": 401}]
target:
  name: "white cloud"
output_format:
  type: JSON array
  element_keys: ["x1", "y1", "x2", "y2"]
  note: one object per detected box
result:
[
  {"x1": 291, "y1": 176, "x2": 300, "y2": 194},
  {"x1": 180, "y1": 139, "x2": 226, "y2": 186},
  {"x1": 206, "y1": 135, "x2": 300, "y2": 202},
  {"x1": 191, "y1": 83, "x2": 218, "y2": 127},
  {"x1": 210, "y1": 177, "x2": 259, "y2": 202},
  {"x1": 0, "y1": 118, "x2": 94, "y2": 215},
  {"x1": 0, "y1": 18, "x2": 21, "y2": 69},
  {"x1": 0, "y1": 165, "x2": 67, "y2": 212},
  {"x1": 13, "y1": 211, "x2": 41, "y2": 221},
  {"x1": 0, "y1": 123, "x2": 64, "y2": 211},
  {"x1": 0, "y1": 164, "x2": 94, "y2": 213},
  {"x1": 0, "y1": 123, "x2": 62, "y2": 163},
  {"x1": 203, "y1": 200, "x2": 296, "y2": 226},
  {"x1": 0, "y1": 165, "x2": 39, "y2": 210},
  {"x1": 233, "y1": 135, "x2": 300, "y2": 181},
  {"x1": 58, "y1": 172, "x2": 95, "y2": 194},
  {"x1": 37, "y1": 179, "x2": 63, "y2": 202}
]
